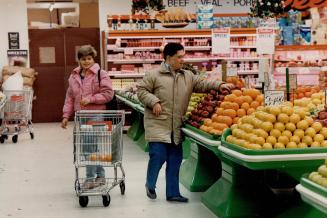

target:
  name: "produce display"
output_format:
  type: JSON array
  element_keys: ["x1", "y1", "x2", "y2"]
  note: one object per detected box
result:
[
  {"x1": 199, "y1": 89, "x2": 263, "y2": 135},
  {"x1": 185, "y1": 93, "x2": 206, "y2": 117},
  {"x1": 308, "y1": 160, "x2": 327, "y2": 188},
  {"x1": 226, "y1": 76, "x2": 245, "y2": 89},
  {"x1": 226, "y1": 104, "x2": 327, "y2": 149},
  {"x1": 292, "y1": 86, "x2": 321, "y2": 100},
  {"x1": 115, "y1": 83, "x2": 140, "y2": 104},
  {"x1": 293, "y1": 92, "x2": 325, "y2": 116},
  {"x1": 187, "y1": 89, "x2": 228, "y2": 131}
]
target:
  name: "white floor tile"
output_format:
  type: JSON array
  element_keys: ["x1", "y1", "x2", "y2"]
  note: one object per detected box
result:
[{"x1": 0, "y1": 123, "x2": 216, "y2": 218}]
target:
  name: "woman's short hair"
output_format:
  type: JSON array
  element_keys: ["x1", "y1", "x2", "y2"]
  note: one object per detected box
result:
[
  {"x1": 163, "y1": 43, "x2": 184, "y2": 60},
  {"x1": 77, "y1": 45, "x2": 97, "y2": 60}
]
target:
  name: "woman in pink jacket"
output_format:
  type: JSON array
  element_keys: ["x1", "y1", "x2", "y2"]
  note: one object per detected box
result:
[{"x1": 61, "y1": 45, "x2": 114, "y2": 189}]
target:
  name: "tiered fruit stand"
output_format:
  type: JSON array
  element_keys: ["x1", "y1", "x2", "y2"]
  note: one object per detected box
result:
[{"x1": 180, "y1": 127, "x2": 327, "y2": 218}]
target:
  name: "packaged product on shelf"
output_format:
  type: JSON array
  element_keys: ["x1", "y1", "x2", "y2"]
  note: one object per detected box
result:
[{"x1": 300, "y1": 25, "x2": 311, "y2": 45}]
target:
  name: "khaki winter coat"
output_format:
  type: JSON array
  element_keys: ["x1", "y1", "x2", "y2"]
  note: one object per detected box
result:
[{"x1": 137, "y1": 62, "x2": 223, "y2": 145}]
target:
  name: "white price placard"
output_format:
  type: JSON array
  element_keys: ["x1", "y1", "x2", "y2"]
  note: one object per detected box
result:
[
  {"x1": 124, "y1": 48, "x2": 134, "y2": 55},
  {"x1": 256, "y1": 28, "x2": 275, "y2": 55},
  {"x1": 265, "y1": 90, "x2": 284, "y2": 106},
  {"x1": 212, "y1": 28, "x2": 230, "y2": 54}
]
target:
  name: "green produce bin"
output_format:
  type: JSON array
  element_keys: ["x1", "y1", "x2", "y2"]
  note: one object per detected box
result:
[
  {"x1": 294, "y1": 175, "x2": 327, "y2": 215},
  {"x1": 200, "y1": 129, "x2": 327, "y2": 218},
  {"x1": 180, "y1": 125, "x2": 221, "y2": 192}
]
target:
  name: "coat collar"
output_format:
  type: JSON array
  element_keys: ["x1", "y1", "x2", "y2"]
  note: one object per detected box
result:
[
  {"x1": 72, "y1": 63, "x2": 100, "y2": 75},
  {"x1": 159, "y1": 62, "x2": 185, "y2": 74}
]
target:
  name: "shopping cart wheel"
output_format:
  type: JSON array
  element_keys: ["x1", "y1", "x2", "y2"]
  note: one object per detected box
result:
[
  {"x1": 102, "y1": 195, "x2": 111, "y2": 207},
  {"x1": 12, "y1": 135, "x2": 18, "y2": 143},
  {"x1": 119, "y1": 181, "x2": 125, "y2": 195},
  {"x1": 79, "y1": 196, "x2": 88, "y2": 207},
  {"x1": 30, "y1": 132, "x2": 34, "y2": 139},
  {"x1": 0, "y1": 135, "x2": 5, "y2": 143}
]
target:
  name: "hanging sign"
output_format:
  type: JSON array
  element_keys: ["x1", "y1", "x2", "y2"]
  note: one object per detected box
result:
[
  {"x1": 212, "y1": 28, "x2": 230, "y2": 54},
  {"x1": 8, "y1": 32, "x2": 19, "y2": 49},
  {"x1": 265, "y1": 90, "x2": 284, "y2": 106},
  {"x1": 256, "y1": 28, "x2": 275, "y2": 55}
]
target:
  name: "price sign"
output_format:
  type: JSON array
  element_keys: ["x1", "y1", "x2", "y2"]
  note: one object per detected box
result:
[
  {"x1": 212, "y1": 28, "x2": 230, "y2": 54},
  {"x1": 124, "y1": 48, "x2": 134, "y2": 55},
  {"x1": 265, "y1": 90, "x2": 284, "y2": 106},
  {"x1": 256, "y1": 28, "x2": 275, "y2": 55}
]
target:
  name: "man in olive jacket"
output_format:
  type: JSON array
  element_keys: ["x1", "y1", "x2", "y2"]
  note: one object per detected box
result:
[{"x1": 137, "y1": 42, "x2": 232, "y2": 202}]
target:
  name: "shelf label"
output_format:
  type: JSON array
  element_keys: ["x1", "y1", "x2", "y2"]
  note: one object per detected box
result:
[
  {"x1": 265, "y1": 90, "x2": 284, "y2": 106},
  {"x1": 256, "y1": 27, "x2": 275, "y2": 55},
  {"x1": 124, "y1": 48, "x2": 134, "y2": 55},
  {"x1": 212, "y1": 28, "x2": 230, "y2": 54},
  {"x1": 227, "y1": 67, "x2": 237, "y2": 77}
]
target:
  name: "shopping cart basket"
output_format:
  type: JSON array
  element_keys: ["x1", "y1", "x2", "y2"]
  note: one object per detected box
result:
[
  {"x1": 0, "y1": 89, "x2": 34, "y2": 143},
  {"x1": 74, "y1": 110, "x2": 125, "y2": 207}
]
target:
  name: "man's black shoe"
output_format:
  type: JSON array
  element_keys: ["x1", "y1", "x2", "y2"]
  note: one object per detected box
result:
[
  {"x1": 167, "y1": 195, "x2": 189, "y2": 203},
  {"x1": 145, "y1": 186, "x2": 157, "y2": 199}
]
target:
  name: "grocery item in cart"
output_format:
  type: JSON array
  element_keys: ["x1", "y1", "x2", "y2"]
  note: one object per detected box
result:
[{"x1": 2, "y1": 71, "x2": 23, "y2": 92}]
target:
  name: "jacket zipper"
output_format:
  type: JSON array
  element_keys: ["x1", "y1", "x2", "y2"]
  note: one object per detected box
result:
[{"x1": 172, "y1": 72, "x2": 176, "y2": 144}]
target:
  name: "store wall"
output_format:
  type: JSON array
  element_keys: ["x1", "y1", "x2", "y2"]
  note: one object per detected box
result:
[
  {"x1": 0, "y1": 0, "x2": 29, "y2": 70},
  {"x1": 80, "y1": 2, "x2": 99, "y2": 28}
]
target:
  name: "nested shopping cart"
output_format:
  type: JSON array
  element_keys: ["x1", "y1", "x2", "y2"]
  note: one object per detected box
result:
[
  {"x1": 0, "y1": 88, "x2": 34, "y2": 143},
  {"x1": 74, "y1": 110, "x2": 125, "y2": 207}
]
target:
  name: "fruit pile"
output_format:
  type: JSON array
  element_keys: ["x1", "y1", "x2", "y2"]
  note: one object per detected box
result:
[
  {"x1": 308, "y1": 160, "x2": 327, "y2": 188},
  {"x1": 315, "y1": 105, "x2": 327, "y2": 127},
  {"x1": 292, "y1": 86, "x2": 321, "y2": 100},
  {"x1": 185, "y1": 93, "x2": 206, "y2": 117},
  {"x1": 89, "y1": 153, "x2": 112, "y2": 162},
  {"x1": 226, "y1": 76, "x2": 245, "y2": 89},
  {"x1": 226, "y1": 104, "x2": 327, "y2": 149},
  {"x1": 199, "y1": 89, "x2": 263, "y2": 135},
  {"x1": 187, "y1": 89, "x2": 228, "y2": 129}
]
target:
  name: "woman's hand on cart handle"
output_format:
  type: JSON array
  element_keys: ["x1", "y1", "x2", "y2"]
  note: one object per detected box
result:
[
  {"x1": 80, "y1": 98, "x2": 90, "y2": 106},
  {"x1": 61, "y1": 118, "x2": 68, "y2": 129}
]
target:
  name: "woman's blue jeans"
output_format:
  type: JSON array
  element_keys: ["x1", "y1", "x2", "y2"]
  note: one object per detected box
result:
[{"x1": 146, "y1": 141, "x2": 183, "y2": 198}]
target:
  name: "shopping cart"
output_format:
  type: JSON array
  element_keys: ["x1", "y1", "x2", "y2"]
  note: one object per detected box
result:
[
  {"x1": 0, "y1": 88, "x2": 34, "y2": 143},
  {"x1": 74, "y1": 110, "x2": 125, "y2": 207}
]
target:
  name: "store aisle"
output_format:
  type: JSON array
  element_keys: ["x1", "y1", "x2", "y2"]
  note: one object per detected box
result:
[{"x1": 0, "y1": 123, "x2": 216, "y2": 218}]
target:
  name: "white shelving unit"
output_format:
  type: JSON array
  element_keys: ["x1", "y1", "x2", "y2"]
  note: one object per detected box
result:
[{"x1": 102, "y1": 29, "x2": 270, "y2": 90}]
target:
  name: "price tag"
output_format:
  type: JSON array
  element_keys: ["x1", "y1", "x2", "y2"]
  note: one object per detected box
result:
[
  {"x1": 212, "y1": 28, "x2": 230, "y2": 54},
  {"x1": 289, "y1": 74, "x2": 297, "y2": 90},
  {"x1": 124, "y1": 48, "x2": 134, "y2": 55},
  {"x1": 227, "y1": 67, "x2": 237, "y2": 77},
  {"x1": 256, "y1": 28, "x2": 275, "y2": 55},
  {"x1": 265, "y1": 90, "x2": 284, "y2": 106}
]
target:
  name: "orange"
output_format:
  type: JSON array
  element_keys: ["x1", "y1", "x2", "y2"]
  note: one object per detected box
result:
[
  {"x1": 89, "y1": 153, "x2": 97, "y2": 161},
  {"x1": 215, "y1": 108, "x2": 224, "y2": 116},
  {"x1": 234, "y1": 97, "x2": 244, "y2": 106},
  {"x1": 232, "y1": 90, "x2": 243, "y2": 97},
  {"x1": 231, "y1": 102, "x2": 240, "y2": 111},
  {"x1": 237, "y1": 109, "x2": 246, "y2": 117},
  {"x1": 224, "y1": 94, "x2": 237, "y2": 102},
  {"x1": 250, "y1": 101, "x2": 260, "y2": 109},
  {"x1": 233, "y1": 117, "x2": 239, "y2": 124},
  {"x1": 242, "y1": 95, "x2": 253, "y2": 104},
  {"x1": 255, "y1": 95, "x2": 264, "y2": 103},
  {"x1": 223, "y1": 109, "x2": 237, "y2": 118},
  {"x1": 241, "y1": 102, "x2": 250, "y2": 111},
  {"x1": 247, "y1": 108, "x2": 255, "y2": 115}
]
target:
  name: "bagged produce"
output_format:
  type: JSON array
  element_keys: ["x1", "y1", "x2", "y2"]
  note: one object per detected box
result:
[
  {"x1": 2, "y1": 66, "x2": 37, "y2": 78},
  {"x1": 2, "y1": 71, "x2": 24, "y2": 91}
]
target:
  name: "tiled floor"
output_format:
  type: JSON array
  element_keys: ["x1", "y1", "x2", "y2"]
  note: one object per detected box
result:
[{"x1": 0, "y1": 123, "x2": 216, "y2": 218}]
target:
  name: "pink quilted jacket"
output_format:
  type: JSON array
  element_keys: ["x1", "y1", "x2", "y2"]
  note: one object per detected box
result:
[{"x1": 62, "y1": 63, "x2": 114, "y2": 119}]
